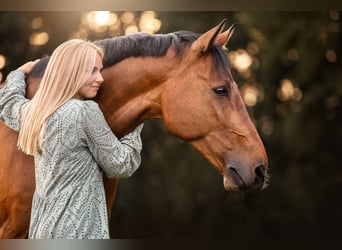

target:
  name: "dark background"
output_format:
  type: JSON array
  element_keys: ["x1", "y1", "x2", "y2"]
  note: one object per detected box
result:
[{"x1": 0, "y1": 11, "x2": 341, "y2": 238}]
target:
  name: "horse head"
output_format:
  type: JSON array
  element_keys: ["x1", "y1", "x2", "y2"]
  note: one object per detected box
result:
[{"x1": 159, "y1": 20, "x2": 269, "y2": 191}]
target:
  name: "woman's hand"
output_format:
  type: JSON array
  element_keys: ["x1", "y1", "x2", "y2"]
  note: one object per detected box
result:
[{"x1": 17, "y1": 59, "x2": 40, "y2": 75}]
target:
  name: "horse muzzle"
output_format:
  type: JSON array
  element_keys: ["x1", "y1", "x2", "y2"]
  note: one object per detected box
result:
[{"x1": 223, "y1": 163, "x2": 268, "y2": 192}]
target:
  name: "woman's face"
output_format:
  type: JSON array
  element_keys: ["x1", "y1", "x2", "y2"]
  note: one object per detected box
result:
[{"x1": 74, "y1": 54, "x2": 104, "y2": 100}]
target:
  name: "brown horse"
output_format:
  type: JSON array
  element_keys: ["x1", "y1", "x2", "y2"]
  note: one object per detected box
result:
[{"x1": 0, "y1": 19, "x2": 268, "y2": 238}]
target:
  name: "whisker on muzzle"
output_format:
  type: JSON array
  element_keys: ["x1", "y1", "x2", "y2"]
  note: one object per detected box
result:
[{"x1": 262, "y1": 172, "x2": 271, "y2": 190}]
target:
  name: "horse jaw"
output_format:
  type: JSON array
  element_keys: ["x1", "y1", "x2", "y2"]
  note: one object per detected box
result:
[{"x1": 189, "y1": 134, "x2": 268, "y2": 192}]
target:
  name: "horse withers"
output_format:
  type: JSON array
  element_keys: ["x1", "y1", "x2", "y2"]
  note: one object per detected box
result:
[{"x1": 0, "y1": 19, "x2": 268, "y2": 238}]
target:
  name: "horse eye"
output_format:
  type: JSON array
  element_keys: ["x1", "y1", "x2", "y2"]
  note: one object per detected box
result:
[{"x1": 212, "y1": 86, "x2": 228, "y2": 97}]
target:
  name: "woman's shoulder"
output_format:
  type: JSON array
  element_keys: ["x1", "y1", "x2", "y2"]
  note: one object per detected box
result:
[
  {"x1": 64, "y1": 99, "x2": 101, "y2": 116},
  {"x1": 63, "y1": 99, "x2": 98, "y2": 109},
  {"x1": 53, "y1": 99, "x2": 99, "y2": 118},
  {"x1": 47, "y1": 100, "x2": 101, "y2": 131}
]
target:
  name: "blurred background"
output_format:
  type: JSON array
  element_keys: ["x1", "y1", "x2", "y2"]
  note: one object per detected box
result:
[{"x1": 0, "y1": 11, "x2": 341, "y2": 238}]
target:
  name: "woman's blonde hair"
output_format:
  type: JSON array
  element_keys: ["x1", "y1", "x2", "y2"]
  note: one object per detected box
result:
[{"x1": 18, "y1": 39, "x2": 103, "y2": 155}]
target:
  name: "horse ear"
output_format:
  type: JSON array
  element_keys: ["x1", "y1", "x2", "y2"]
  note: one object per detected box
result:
[
  {"x1": 191, "y1": 18, "x2": 227, "y2": 53},
  {"x1": 216, "y1": 24, "x2": 235, "y2": 49}
]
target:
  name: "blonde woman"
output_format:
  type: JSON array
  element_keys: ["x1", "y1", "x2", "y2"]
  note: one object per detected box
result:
[{"x1": 0, "y1": 39, "x2": 143, "y2": 239}]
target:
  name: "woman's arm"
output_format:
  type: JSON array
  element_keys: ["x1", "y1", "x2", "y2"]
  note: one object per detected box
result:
[
  {"x1": 80, "y1": 101, "x2": 143, "y2": 178},
  {"x1": 0, "y1": 70, "x2": 29, "y2": 131},
  {"x1": 0, "y1": 60, "x2": 39, "y2": 131}
]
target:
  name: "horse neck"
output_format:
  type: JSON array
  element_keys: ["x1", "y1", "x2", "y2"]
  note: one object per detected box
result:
[{"x1": 95, "y1": 50, "x2": 177, "y2": 138}]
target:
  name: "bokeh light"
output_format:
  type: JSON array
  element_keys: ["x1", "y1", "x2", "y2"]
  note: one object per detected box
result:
[
  {"x1": 121, "y1": 11, "x2": 135, "y2": 24},
  {"x1": 0, "y1": 55, "x2": 6, "y2": 69},
  {"x1": 230, "y1": 49, "x2": 253, "y2": 73},
  {"x1": 326, "y1": 49, "x2": 337, "y2": 62},
  {"x1": 125, "y1": 25, "x2": 139, "y2": 35},
  {"x1": 277, "y1": 79, "x2": 303, "y2": 102},
  {"x1": 94, "y1": 11, "x2": 111, "y2": 25},
  {"x1": 259, "y1": 116, "x2": 274, "y2": 136},
  {"x1": 241, "y1": 84, "x2": 264, "y2": 107},
  {"x1": 0, "y1": 55, "x2": 4, "y2": 82},
  {"x1": 77, "y1": 11, "x2": 161, "y2": 38},
  {"x1": 31, "y1": 16, "x2": 43, "y2": 29},
  {"x1": 29, "y1": 32, "x2": 49, "y2": 46},
  {"x1": 85, "y1": 11, "x2": 118, "y2": 33},
  {"x1": 139, "y1": 11, "x2": 161, "y2": 34},
  {"x1": 278, "y1": 79, "x2": 294, "y2": 101}
]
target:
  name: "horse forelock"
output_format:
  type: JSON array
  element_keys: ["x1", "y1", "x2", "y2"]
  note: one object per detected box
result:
[{"x1": 212, "y1": 45, "x2": 232, "y2": 82}]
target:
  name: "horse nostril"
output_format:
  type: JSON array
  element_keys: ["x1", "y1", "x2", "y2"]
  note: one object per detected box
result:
[
  {"x1": 228, "y1": 167, "x2": 247, "y2": 190},
  {"x1": 227, "y1": 165, "x2": 266, "y2": 191},
  {"x1": 254, "y1": 165, "x2": 265, "y2": 183}
]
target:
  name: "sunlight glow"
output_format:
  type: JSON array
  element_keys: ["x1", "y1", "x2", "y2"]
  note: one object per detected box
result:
[
  {"x1": 121, "y1": 12, "x2": 135, "y2": 24},
  {"x1": 70, "y1": 29, "x2": 89, "y2": 39},
  {"x1": 277, "y1": 79, "x2": 303, "y2": 102},
  {"x1": 241, "y1": 84, "x2": 263, "y2": 107},
  {"x1": 80, "y1": 11, "x2": 161, "y2": 37},
  {"x1": 139, "y1": 11, "x2": 161, "y2": 34},
  {"x1": 108, "y1": 21, "x2": 122, "y2": 36},
  {"x1": 125, "y1": 25, "x2": 139, "y2": 35},
  {"x1": 94, "y1": 11, "x2": 110, "y2": 25},
  {"x1": 278, "y1": 79, "x2": 294, "y2": 101},
  {"x1": 85, "y1": 11, "x2": 118, "y2": 32},
  {"x1": 230, "y1": 49, "x2": 253, "y2": 72},
  {"x1": 0, "y1": 55, "x2": 6, "y2": 70},
  {"x1": 31, "y1": 17, "x2": 43, "y2": 29},
  {"x1": 29, "y1": 32, "x2": 49, "y2": 46}
]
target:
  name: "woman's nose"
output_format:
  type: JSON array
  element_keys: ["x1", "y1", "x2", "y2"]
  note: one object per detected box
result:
[{"x1": 97, "y1": 72, "x2": 104, "y2": 83}]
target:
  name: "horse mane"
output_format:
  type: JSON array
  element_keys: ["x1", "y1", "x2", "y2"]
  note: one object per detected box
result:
[
  {"x1": 27, "y1": 31, "x2": 231, "y2": 81},
  {"x1": 27, "y1": 56, "x2": 50, "y2": 78},
  {"x1": 94, "y1": 31, "x2": 197, "y2": 68},
  {"x1": 95, "y1": 31, "x2": 231, "y2": 79}
]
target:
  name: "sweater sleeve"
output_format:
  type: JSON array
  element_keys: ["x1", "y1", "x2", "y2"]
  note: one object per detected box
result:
[
  {"x1": 0, "y1": 70, "x2": 29, "y2": 132},
  {"x1": 79, "y1": 100, "x2": 143, "y2": 178}
]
